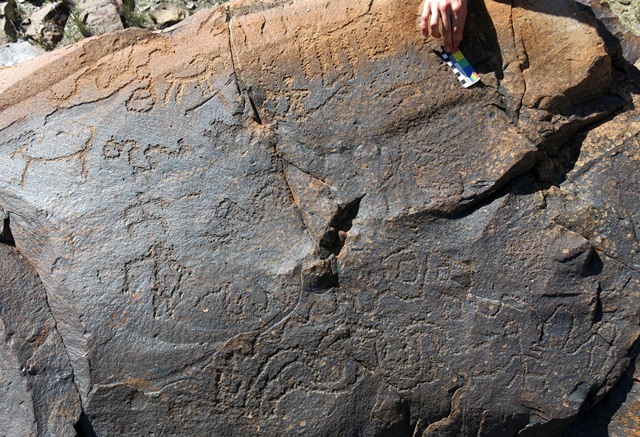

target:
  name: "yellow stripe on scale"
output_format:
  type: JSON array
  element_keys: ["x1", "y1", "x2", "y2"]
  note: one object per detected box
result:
[{"x1": 440, "y1": 47, "x2": 481, "y2": 88}]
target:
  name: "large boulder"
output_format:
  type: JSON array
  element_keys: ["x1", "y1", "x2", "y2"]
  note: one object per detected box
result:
[{"x1": 0, "y1": 0, "x2": 637, "y2": 435}]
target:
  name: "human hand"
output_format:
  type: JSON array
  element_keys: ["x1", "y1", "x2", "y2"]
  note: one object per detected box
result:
[{"x1": 420, "y1": 0, "x2": 467, "y2": 53}]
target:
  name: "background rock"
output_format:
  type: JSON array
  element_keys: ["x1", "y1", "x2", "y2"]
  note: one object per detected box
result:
[
  {"x1": 0, "y1": 317, "x2": 36, "y2": 437},
  {"x1": 25, "y1": 1, "x2": 70, "y2": 49},
  {"x1": 4, "y1": 0, "x2": 228, "y2": 52},
  {"x1": 0, "y1": 0, "x2": 18, "y2": 44},
  {"x1": 603, "y1": 0, "x2": 640, "y2": 35},
  {"x1": 579, "y1": 0, "x2": 640, "y2": 72},
  {"x1": 150, "y1": 1, "x2": 189, "y2": 27},
  {"x1": 1, "y1": 0, "x2": 639, "y2": 64},
  {"x1": 0, "y1": 40, "x2": 44, "y2": 66},
  {"x1": 547, "y1": 72, "x2": 640, "y2": 437},
  {"x1": 74, "y1": 0, "x2": 124, "y2": 34},
  {"x1": 0, "y1": 0, "x2": 638, "y2": 435}
]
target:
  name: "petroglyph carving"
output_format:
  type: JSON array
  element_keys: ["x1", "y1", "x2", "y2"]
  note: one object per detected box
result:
[
  {"x1": 381, "y1": 248, "x2": 475, "y2": 301},
  {"x1": 93, "y1": 46, "x2": 137, "y2": 91},
  {"x1": 103, "y1": 138, "x2": 133, "y2": 159},
  {"x1": 125, "y1": 82, "x2": 157, "y2": 113},
  {"x1": 123, "y1": 194, "x2": 171, "y2": 238},
  {"x1": 426, "y1": 251, "x2": 475, "y2": 293},
  {"x1": 163, "y1": 54, "x2": 224, "y2": 106},
  {"x1": 293, "y1": 19, "x2": 392, "y2": 86},
  {"x1": 102, "y1": 137, "x2": 190, "y2": 172},
  {"x1": 377, "y1": 322, "x2": 445, "y2": 389},
  {"x1": 9, "y1": 123, "x2": 95, "y2": 186},
  {"x1": 0, "y1": 1, "x2": 638, "y2": 435},
  {"x1": 122, "y1": 244, "x2": 188, "y2": 319},
  {"x1": 46, "y1": 44, "x2": 170, "y2": 114},
  {"x1": 382, "y1": 248, "x2": 427, "y2": 300},
  {"x1": 266, "y1": 81, "x2": 311, "y2": 117},
  {"x1": 47, "y1": 45, "x2": 139, "y2": 106}
]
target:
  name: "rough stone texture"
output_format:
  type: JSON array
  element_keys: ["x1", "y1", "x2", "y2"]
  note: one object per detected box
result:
[
  {"x1": 0, "y1": 0, "x2": 17, "y2": 44},
  {"x1": 4, "y1": 0, "x2": 228, "y2": 51},
  {"x1": 25, "y1": 1, "x2": 70, "y2": 50},
  {"x1": 601, "y1": 0, "x2": 640, "y2": 37},
  {"x1": 549, "y1": 76, "x2": 640, "y2": 437},
  {"x1": 0, "y1": 243, "x2": 82, "y2": 436},
  {"x1": 0, "y1": 0, "x2": 638, "y2": 435},
  {"x1": 561, "y1": 356, "x2": 639, "y2": 436},
  {"x1": 151, "y1": 2, "x2": 190, "y2": 27},
  {"x1": 0, "y1": 41, "x2": 45, "y2": 67},
  {"x1": 605, "y1": 364, "x2": 640, "y2": 437},
  {"x1": 606, "y1": 359, "x2": 640, "y2": 437},
  {"x1": 74, "y1": 0, "x2": 124, "y2": 35},
  {"x1": 579, "y1": 0, "x2": 640, "y2": 73},
  {"x1": 0, "y1": 317, "x2": 37, "y2": 437}
]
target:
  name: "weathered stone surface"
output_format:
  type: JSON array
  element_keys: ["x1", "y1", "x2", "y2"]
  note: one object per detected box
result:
[
  {"x1": 561, "y1": 355, "x2": 640, "y2": 436},
  {"x1": 25, "y1": 1, "x2": 69, "y2": 49},
  {"x1": 74, "y1": 0, "x2": 124, "y2": 35},
  {"x1": 606, "y1": 358, "x2": 640, "y2": 437},
  {"x1": 0, "y1": 0, "x2": 638, "y2": 435},
  {"x1": 578, "y1": 0, "x2": 640, "y2": 75},
  {"x1": 0, "y1": 243, "x2": 82, "y2": 436},
  {"x1": 517, "y1": 3, "x2": 610, "y2": 110},
  {"x1": 545, "y1": 76, "x2": 640, "y2": 437},
  {"x1": 150, "y1": 1, "x2": 190, "y2": 27},
  {"x1": 0, "y1": 317, "x2": 36, "y2": 437},
  {"x1": 0, "y1": 0, "x2": 18, "y2": 44},
  {"x1": 0, "y1": 41, "x2": 44, "y2": 66}
]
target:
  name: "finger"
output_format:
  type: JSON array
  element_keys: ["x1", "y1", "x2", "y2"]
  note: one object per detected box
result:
[
  {"x1": 451, "y1": 2, "x2": 467, "y2": 50},
  {"x1": 421, "y1": 4, "x2": 431, "y2": 37},
  {"x1": 430, "y1": 5, "x2": 441, "y2": 39},
  {"x1": 440, "y1": 5, "x2": 453, "y2": 52}
]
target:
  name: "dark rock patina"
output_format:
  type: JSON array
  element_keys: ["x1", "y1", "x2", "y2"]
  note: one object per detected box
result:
[{"x1": 0, "y1": 0, "x2": 638, "y2": 435}]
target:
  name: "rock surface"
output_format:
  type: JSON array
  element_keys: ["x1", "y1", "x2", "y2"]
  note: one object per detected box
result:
[
  {"x1": 551, "y1": 75, "x2": 640, "y2": 437},
  {"x1": 0, "y1": 40, "x2": 44, "y2": 66},
  {"x1": 0, "y1": 0, "x2": 638, "y2": 435},
  {"x1": 24, "y1": 1, "x2": 70, "y2": 49},
  {"x1": 0, "y1": 0, "x2": 18, "y2": 44},
  {"x1": 150, "y1": 1, "x2": 190, "y2": 27},
  {"x1": 562, "y1": 356, "x2": 640, "y2": 436},
  {"x1": 0, "y1": 243, "x2": 81, "y2": 436},
  {"x1": 580, "y1": 0, "x2": 640, "y2": 71},
  {"x1": 74, "y1": 0, "x2": 124, "y2": 35},
  {"x1": 0, "y1": 0, "x2": 226, "y2": 51}
]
